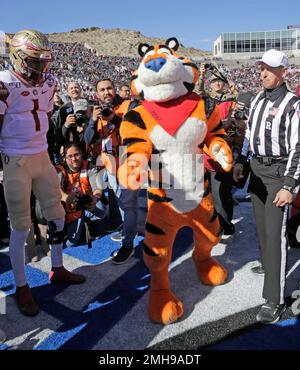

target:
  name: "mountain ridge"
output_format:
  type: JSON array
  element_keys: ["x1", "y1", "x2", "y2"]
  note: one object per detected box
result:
[{"x1": 47, "y1": 27, "x2": 210, "y2": 58}]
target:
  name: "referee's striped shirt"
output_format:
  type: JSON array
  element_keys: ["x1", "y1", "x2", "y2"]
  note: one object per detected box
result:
[{"x1": 241, "y1": 83, "x2": 300, "y2": 185}]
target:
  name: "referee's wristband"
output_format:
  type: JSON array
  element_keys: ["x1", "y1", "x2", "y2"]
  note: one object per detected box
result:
[{"x1": 282, "y1": 185, "x2": 294, "y2": 193}]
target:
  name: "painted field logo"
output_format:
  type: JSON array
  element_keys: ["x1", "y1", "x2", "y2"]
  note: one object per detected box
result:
[
  {"x1": 291, "y1": 289, "x2": 300, "y2": 316},
  {"x1": 0, "y1": 291, "x2": 6, "y2": 315}
]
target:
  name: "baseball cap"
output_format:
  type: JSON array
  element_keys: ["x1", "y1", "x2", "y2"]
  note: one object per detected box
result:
[
  {"x1": 208, "y1": 72, "x2": 224, "y2": 83},
  {"x1": 256, "y1": 49, "x2": 289, "y2": 68},
  {"x1": 73, "y1": 99, "x2": 89, "y2": 113}
]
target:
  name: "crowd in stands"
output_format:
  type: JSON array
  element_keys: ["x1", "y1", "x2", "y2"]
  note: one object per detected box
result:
[
  {"x1": 49, "y1": 43, "x2": 138, "y2": 101},
  {"x1": 1, "y1": 41, "x2": 299, "y2": 99},
  {"x1": 215, "y1": 62, "x2": 300, "y2": 94}
]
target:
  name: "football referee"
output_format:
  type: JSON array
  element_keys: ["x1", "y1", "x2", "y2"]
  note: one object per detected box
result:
[{"x1": 233, "y1": 49, "x2": 300, "y2": 324}]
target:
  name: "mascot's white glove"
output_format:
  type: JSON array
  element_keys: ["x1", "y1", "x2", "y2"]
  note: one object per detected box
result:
[{"x1": 209, "y1": 140, "x2": 232, "y2": 172}]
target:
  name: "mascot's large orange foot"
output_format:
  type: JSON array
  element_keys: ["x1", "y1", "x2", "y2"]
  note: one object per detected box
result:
[
  {"x1": 194, "y1": 257, "x2": 227, "y2": 286},
  {"x1": 148, "y1": 289, "x2": 184, "y2": 325}
]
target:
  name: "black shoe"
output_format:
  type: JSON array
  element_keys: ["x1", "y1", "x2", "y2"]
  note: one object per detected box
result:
[
  {"x1": 112, "y1": 244, "x2": 134, "y2": 265},
  {"x1": 256, "y1": 301, "x2": 287, "y2": 324},
  {"x1": 223, "y1": 223, "x2": 235, "y2": 235},
  {"x1": 105, "y1": 223, "x2": 123, "y2": 233},
  {"x1": 251, "y1": 264, "x2": 265, "y2": 275}
]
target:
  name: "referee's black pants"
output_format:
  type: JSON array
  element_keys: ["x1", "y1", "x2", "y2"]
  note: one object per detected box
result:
[{"x1": 249, "y1": 157, "x2": 289, "y2": 304}]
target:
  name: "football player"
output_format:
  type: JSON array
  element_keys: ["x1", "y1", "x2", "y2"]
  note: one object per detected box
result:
[{"x1": 0, "y1": 29, "x2": 85, "y2": 316}]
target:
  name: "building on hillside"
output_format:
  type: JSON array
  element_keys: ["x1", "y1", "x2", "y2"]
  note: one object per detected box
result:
[{"x1": 213, "y1": 26, "x2": 300, "y2": 60}]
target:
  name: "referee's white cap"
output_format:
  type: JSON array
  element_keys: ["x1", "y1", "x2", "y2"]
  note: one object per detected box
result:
[{"x1": 256, "y1": 49, "x2": 289, "y2": 68}]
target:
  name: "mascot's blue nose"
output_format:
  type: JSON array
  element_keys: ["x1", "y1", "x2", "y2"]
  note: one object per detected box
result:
[{"x1": 145, "y1": 58, "x2": 166, "y2": 72}]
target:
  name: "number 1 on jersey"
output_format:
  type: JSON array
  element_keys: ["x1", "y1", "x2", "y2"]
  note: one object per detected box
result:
[{"x1": 32, "y1": 99, "x2": 41, "y2": 131}]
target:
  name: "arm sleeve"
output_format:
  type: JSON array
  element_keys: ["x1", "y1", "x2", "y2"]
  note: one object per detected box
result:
[
  {"x1": 0, "y1": 101, "x2": 6, "y2": 115},
  {"x1": 55, "y1": 168, "x2": 66, "y2": 189},
  {"x1": 284, "y1": 101, "x2": 300, "y2": 187},
  {"x1": 47, "y1": 80, "x2": 57, "y2": 113},
  {"x1": 84, "y1": 118, "x2": 99, "y2": 145}
]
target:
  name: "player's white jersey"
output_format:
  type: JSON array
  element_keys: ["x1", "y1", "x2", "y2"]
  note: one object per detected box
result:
[{"x1": 0, "y1": 70, "x2": 56, "y2": 156}]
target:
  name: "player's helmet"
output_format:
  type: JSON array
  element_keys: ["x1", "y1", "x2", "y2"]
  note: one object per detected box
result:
[{"x1": 9, "y1": 29, "x2": 53, "y2": 85}]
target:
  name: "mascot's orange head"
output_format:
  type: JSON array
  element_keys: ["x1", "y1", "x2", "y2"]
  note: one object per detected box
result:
[{"x1": 131, "y1": 37, "x2": 199, "y2": 102}]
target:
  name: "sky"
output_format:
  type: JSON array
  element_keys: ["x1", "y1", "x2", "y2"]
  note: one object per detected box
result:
[{"x1": 1, "y1": 0, "x2": 300, "y2": 51}]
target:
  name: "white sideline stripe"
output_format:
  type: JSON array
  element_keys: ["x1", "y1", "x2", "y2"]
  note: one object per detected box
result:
[
  {"x1": 32, "y1": 329, "x2": 56, "y2": 349},
  {"x1": 286, "y1": 258, "x2": 300, "y2": 278},
  {"x1": 279, "y1": 206, "x2": 289, "y2": 304},
  {"x1": 4, "y1": 328, "x2": 40, "y2": 349}
]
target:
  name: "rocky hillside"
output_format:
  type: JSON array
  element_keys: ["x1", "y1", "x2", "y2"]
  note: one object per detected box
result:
[{"x1": 48, "y1": 27, "x2": 210, "y2": 59}]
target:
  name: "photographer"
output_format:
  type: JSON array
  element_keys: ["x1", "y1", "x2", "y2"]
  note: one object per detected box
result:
[
  {"x1": 61, "y1": 98, "x2": 90, "y2": 153},
  {"x1": 202, "y1": 67, "x2": 239, "y2": 235},
  {"x1": 226, "y1": 92, "x2": 254, "y2": 163},
  {"x1": 52, "y1": 81, "x2": 83, "y2": 161},
  {"x1": 56, "y1": 143, "x2": 109, "y2": 247},
  {"x1": 84, "y1": 78, "x2": 140, "y2": 264}
]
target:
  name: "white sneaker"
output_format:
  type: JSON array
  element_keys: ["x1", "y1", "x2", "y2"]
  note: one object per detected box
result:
[{"x1": 111, "y1": 231, "x2": 124, "y2": 242}]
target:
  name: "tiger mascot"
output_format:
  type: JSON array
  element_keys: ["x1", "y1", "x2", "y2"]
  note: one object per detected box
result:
[{"x1": 118, "y1": 38, "x2": 232, "y2": 324}]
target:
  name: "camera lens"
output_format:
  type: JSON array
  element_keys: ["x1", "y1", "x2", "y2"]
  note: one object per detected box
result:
[
  {"x1": 234, "y1": 110, "x2": 246, "y2": 120},
  {"x1": 101, "y1": 107, "x2": 112, "y2": 116}
]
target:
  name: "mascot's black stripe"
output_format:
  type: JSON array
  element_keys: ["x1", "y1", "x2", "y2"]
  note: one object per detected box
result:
[
  {"x1": 203, "y1": 96, "x2": 217, "y2": 119},
  {"x1": 143, "y1": 45, "x2": 154, "y2": 55},
  {"x1": 183, "y1": 82, "x2": 195, "y2": 91},
  {"x1": 152, "y1": 147, "x2": 166, "y2": 155},
  {"x1": 147, "y1": 191, "x2": 173, "y2": 203},
  {"x1": 145, "y1": 222, "x2": 166, "y2": 235},
  {"x1": 124, "y1": 111, "x2": 146, "y2": 129},
  {"x1": 209, "y1": 208, "x2": 218, "y2": 223},
  {"x1": 122, "y1": 137, "x2": 147, "y2": 147},
  {"x1": 204, "y1": 171, "x2": 210, "y2": 181},
  {"x1": 158, "y1": 45, "x2": 172, "y2": 52},
  {"x1": 198, "y1": 143, "x2": 205, "y2": 149},
  {"x1": 215, "y1": 134, "x2": 227, "y2": 140},
  {"x1": 149, "y1": 180, "x2": 171, "y2": 189},
  {"x1": 203, "y1": 186, "x2": 211, "y2": 198},
  {"x1": 143, "y1": 242, "x2": 159, "y2": 257},
  {"x1": 183, "y1": 62, "x2": 198, "y2": 70},
  {"x1": 148, "y1": 162, "x2": 168, "y2": 171},
  {"x1": 211, "y1": 121, "x2": 223, "y2": 133}
]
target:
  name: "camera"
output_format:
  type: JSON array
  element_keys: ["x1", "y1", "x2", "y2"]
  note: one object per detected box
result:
[
  {"x1": 234, "y1": 107, "x2": 249, "y2": 120},
  {"x1": 73, "y1": 99, "x2": 89, "y2": 126},
  {"x1": 76, "y1": 194, "x2": 93, "y2": 211},
  {"x1": 100, "y1": 102, "x2": 114, "y2": 117},
  {"x1": 204, "y1": 63, "x2": 213, "y2": 70},
  {"x1": 74, "y1": 111, "x2": 87, "y2": 126}
]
